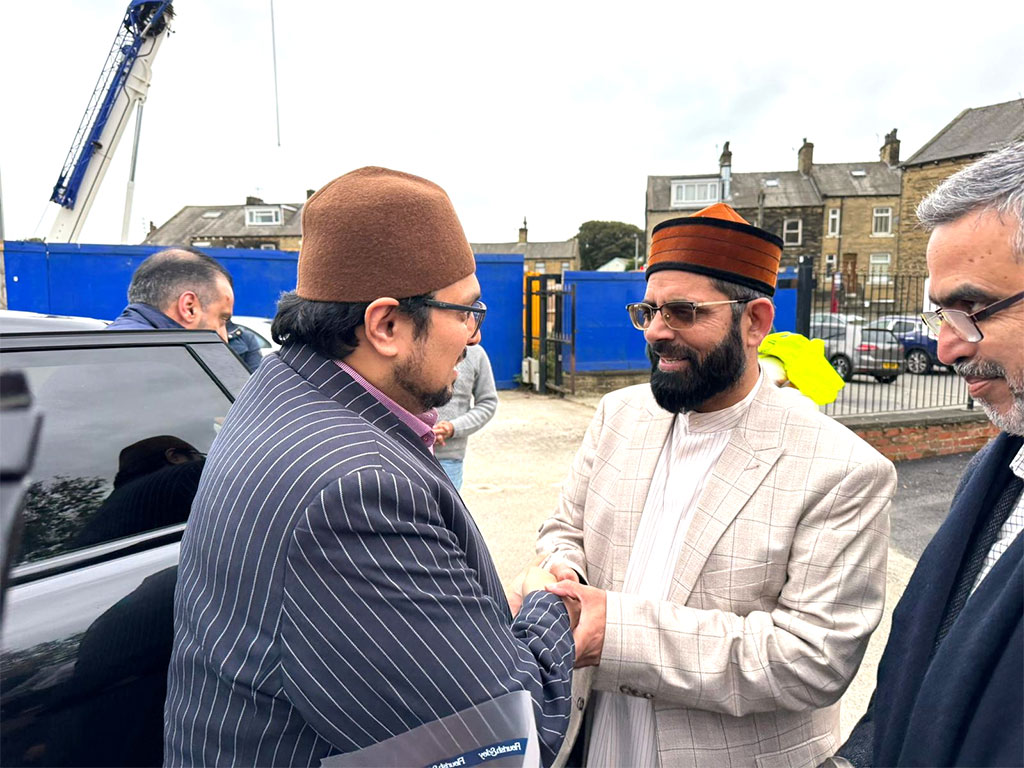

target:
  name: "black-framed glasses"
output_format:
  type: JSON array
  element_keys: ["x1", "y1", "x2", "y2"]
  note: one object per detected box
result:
[
  {"x1": 920, "y1": 289, "x2": 1024, "y2": 343},
  {"x1": 626, "y1": 299, "x2": 753, "y2": 331},
  {"x1": 423, "y1": 299, "x2": 487, "y2": 332}
]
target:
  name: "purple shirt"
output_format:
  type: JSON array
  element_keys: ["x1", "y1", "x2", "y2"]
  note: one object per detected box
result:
[{"x1": 335, "y1": 361, "x2": 437, "y2": 451}]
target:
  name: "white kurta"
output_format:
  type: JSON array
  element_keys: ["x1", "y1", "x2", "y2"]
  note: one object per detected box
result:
[{"x1": 586, "y1": 379, "x2": 761, "y2": 767}]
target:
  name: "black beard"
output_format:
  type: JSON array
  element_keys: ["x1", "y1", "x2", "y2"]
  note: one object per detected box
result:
[{"x1": 648, "y1": 319, "x2": 747, "y2": 413}]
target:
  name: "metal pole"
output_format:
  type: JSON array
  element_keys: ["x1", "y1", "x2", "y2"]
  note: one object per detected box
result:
[
  {"x1": 796, "y1": 255, "x2": 814, "y2": 337},
  {"x1": 120, "y1": 103, "x2": 144, "y2": 244},
  {"x1": 270, "y1": 0, "x2": 281, "y2": 146}
]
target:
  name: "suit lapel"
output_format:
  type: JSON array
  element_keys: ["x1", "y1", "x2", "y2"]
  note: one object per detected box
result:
[{"x1": 673, "y1": 379, "x2": 783, "y2": 602}]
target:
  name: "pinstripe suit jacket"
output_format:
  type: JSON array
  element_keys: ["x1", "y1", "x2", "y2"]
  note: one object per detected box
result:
[
  {"x1": 538, "y1": 378, "x2": 895, "y2": 768},
  {"x1": 165, "y1": 343, "x2": 575, "y2": 767}
]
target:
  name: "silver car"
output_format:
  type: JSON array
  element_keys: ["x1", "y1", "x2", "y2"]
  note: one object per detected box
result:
[{"x1": 810, "y1": 323, "x2": 905, "y2": 383}]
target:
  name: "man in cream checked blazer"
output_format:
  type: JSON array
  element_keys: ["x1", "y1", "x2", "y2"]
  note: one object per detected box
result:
[{"x1": 538, "y1": 202, "x2": 896, "y2": 768}]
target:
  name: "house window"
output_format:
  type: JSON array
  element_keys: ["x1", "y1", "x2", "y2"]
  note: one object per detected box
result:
[
  {"x1": 670, "y1": 179, "x2": 720, "y2": 208},
  {"x1": 260, "y1": 243, "x2": 277, "y2": 250},
  {"x1": 872, "y1": 206, "x2": 892, "y2": 235},
  {"x1": 561, "y1": 261, "x2": 570, "y2": 272},
  {"x1": 869, "y1": 252, "x2": 891, "y2": 282},
  {"x1": 245, "y1": 206, "x2": 282, "y2": 226},
  {"x1": 534, "y1": 261, "x2": 546, "y2": 273},
  {"x1": 827, "y1": 208, "x2": 840, "y2": 237},
  {"x1": 783, "y1": 218, "x2": 802, "y2": 246},
  {"x1": 825, "y1": 253, "x2": 837, "y2": 275}
]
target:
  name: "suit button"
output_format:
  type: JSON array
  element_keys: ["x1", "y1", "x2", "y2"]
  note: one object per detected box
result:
[{"x1": 576, "y1": 697, "x2": 585, "y2": 710}]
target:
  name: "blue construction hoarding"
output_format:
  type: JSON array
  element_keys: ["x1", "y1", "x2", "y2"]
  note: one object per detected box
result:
[{"x1": 2, "y1": 242, "x2": 525, "y2": 388}]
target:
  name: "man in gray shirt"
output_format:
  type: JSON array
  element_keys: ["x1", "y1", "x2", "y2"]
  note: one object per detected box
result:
[{"x1": 433, "y1": 343, "x2": 498, "y2": 489}]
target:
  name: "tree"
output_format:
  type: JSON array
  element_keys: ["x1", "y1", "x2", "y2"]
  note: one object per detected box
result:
[{"x1": 576, "y1": 220, "x2": 644, "y2": 271}]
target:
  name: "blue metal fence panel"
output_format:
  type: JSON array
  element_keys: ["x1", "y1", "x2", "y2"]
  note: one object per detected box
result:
[
  {"x1": 3, "y1": 241, "x2": 524, "y2": 388},
  {"x1": 474, "y1": 253, "x2": 525, "y2": 389},
  {"x1": 563, "y1": 271, "x2": 649, "y2": 372},
  {"x1": 773, "y1": 287, "x2": 797, "y2": 332}
]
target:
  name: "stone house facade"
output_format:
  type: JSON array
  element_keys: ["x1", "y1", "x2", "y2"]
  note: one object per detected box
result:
[
  {"x1": 144, "y1": 195, "x2": 306, "y2": 251},
  {"x1": 897, "y1": 99, "x2": 1024, "y2": 273},
  {"x1": 472, "y1": 219, "x2": 580, "y2": 274}
]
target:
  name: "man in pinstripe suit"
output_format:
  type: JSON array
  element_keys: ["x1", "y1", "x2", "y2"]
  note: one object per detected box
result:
[
  {"x1": 539, "y1": 203, "x2": 896, "y2": 767},
  {"x1": 165, "y1": 167, "x2": 578, "y2": 767}
]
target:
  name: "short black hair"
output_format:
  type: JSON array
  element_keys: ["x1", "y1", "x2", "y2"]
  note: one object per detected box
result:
[
  {"x1": 271, "y1": 291, "x2": 433, "y2": 360},
  {"x1": 127, "y1": 248, "x2": 233, "y2": 309}
]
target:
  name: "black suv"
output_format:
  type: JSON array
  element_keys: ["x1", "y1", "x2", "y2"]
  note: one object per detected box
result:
[{"x1": 0, "y1": 322, "x2": 249, "y2": 767}]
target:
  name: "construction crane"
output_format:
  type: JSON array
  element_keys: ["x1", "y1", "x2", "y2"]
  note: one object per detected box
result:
[{"x1": 47, "y1": 1, "x2": 174, "y2": 243}]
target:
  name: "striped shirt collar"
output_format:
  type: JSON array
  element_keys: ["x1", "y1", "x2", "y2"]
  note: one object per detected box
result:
[{"x1": 335, "y1": 360, "x2": 438, "y2": 450}]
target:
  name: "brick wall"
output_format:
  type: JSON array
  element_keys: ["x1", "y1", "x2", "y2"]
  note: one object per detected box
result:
[
  {"x1": 845, "y1": 415, "x2": 998, "y2": 462},
  {"x1": 820, "y1": 195, "x2": 900, "y2": 274},
  {"x1": 734, "y1": 205, "x2": 822, "y2": 269}
]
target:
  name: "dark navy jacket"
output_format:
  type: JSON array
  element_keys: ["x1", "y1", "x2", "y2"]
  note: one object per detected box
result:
[
  {"x1": 107, "y1": 303, "x2": 182, "y2": 331},
  {"x1": 839, "y1": 432, "x2": 1023, "y2": 767},
  {"x1": 164, "y1": 343, "x2": 575, "y2": 767}
]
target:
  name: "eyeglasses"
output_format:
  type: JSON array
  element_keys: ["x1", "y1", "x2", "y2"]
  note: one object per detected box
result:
[
  {"x1": 920, "y1": 289, "x2": 1024, "y2": 343},
  {"x1": 423, "y1": 298, "x2": 487, "y2": 332},
  {"x1": 626, "y1": 299, "x2": 753, "y2": 331}
]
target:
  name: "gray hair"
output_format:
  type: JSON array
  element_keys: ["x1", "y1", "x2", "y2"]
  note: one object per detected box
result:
[
  {"x1": 916, "y1": 140, "x2": 1024, "y2": 261},
  {"x1": 710, "y1": 278, "x2": 772, "y2": 319},
  {"x1": 128, "y1": 248, "x2": 233, "y2": 309}
]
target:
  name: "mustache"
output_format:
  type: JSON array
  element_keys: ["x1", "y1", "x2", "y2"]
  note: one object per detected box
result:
[
  {"x1": 954, "y1": 359, "x2": 1006, "y2": 379},
  {"x1": 649, "y1": 341, "x2": 699, "y2": 363}
]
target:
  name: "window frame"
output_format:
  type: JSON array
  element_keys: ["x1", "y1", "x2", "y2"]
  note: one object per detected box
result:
[
  {"x1": 872, "y1": 206, "x2": 893, "y2": 236},
  {"x1": 827, "y1": 208, "x2": 840, "y2": 237},
  {"x1": 245, "y1": 206, "x2": 283, "y2": 226},
  {"x1": 783, "y1": 218, "x2": 803, "y2": 246},
  {"x1": 670, "y1": 178, "x2": 720, "y2": 209}
]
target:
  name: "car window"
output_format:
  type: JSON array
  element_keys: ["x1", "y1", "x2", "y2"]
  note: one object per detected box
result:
[
  {"x1": 893, "y1": 321, "x2": 914, "y2": 334},
  {"x1": 861, "y1": 329, "x2": 896, "y2": 345},
  {"x1": 3, "y1": 345, "x2": 232, "y2": 564},
  {"x1": 237, "y1": 324, "x2": 271, "y2": 349}
]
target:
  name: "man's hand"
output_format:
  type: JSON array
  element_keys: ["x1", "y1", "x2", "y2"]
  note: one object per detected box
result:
[
  {"x1": 504, "y1": 554, "x2": 546, "y2": 616},
  {"x1": 432, "y1": 420, "x2": 455, "y2": 447},
  {"x1": 545, "y1": 581, "x2": 606, "y2": 667},
  {"x1": 548, "y1": 561, "x2": 581, "y2": 584}
]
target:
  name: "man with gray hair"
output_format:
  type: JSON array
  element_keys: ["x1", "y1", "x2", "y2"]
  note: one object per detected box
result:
[
  {"x1": 107, "y1": 248, "x2": 235, "y2": 342},
  {"x1": 834, "y1": 141, "x2": 1024, "y2": 767}
]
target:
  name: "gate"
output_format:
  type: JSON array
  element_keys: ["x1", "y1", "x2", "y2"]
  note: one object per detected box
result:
[{"x1": 523, "y1": 274, "x2": 576, "y2": 395}]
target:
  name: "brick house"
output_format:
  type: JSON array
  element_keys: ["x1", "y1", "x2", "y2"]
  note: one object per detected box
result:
[
  {"x1": 648, "y1": 141, "x2": 834, "y2": 271},
  {"x1": 471, "y1": 218, "x2": 580, "y2": 274},
  {"x1": 144, "y1": 195, "x2": 306, "y2": 251},
  {"x1": 897, "y1": 99, "x2": 1024, "y2": 272}
]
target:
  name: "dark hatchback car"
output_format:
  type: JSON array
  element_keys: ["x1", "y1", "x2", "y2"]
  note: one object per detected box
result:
[{"x1": 0, "y1": 321, "x2": 249, "y2": 767}]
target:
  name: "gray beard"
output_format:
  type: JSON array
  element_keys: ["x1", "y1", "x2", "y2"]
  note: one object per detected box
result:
[{"x1": 954, "y1": 359, "x2": 1024, "y2": 436}]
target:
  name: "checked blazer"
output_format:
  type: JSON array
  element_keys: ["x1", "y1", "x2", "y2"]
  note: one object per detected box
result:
[
  {"x1": 164, "y1": 343, "x2": 575, "y2": 767},
  {"x1": 538, "y1": 378, "x2": 895, "y2": 768}
]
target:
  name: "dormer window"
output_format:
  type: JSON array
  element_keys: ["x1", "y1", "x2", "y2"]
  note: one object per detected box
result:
[
  {"x1": 245, "y1": 206, "x2": 282, "y2": 226},
  {"x1": 670, "y1": 178, "x2": 720, "y2": 208}
]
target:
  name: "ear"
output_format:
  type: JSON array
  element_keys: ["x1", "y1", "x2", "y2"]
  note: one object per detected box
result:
[
  {"x1": 745, "y1": 298, "x2": 775, "y2": 346},
  {"x1": 173, "y1": 291, "x2": 201, "y2": 328},
  {"x1": 360, "y1": 297, "x2": 404, "y2": 358}
]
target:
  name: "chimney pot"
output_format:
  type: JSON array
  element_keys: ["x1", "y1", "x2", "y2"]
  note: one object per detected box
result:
[
  {"x1": 518, "y1": 216, "x2": 528, "y2": 244},
  {"x1": 246, "y1": 195, "x2": 264, "y2": 206},
  {"x1": 880, "y1": 128, "x2": 901, "y2": 166}
]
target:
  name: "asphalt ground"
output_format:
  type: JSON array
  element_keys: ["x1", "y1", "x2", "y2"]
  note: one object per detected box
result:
[{"x1": 461, "y1": 390, "x2": 977, "y2": 740}]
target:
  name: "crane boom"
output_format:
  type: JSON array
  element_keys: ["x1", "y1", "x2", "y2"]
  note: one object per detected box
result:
[{"x1": 48, "y1": 1, "x2": 174, "y2": 243}]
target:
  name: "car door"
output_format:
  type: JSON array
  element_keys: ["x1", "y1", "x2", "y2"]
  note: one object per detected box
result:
[{"x1": 0, "y1": 334, "x2": 244, "y2": 767}]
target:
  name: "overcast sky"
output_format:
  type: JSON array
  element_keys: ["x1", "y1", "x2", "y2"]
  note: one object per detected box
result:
[{"x1": 1, "y1": 1, "x2": 1022, "y2": 247}]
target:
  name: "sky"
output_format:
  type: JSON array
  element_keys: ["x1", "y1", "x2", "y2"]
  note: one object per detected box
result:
[{"x1": 1, "y1": 0, "x2": 1022, "y2": 247}]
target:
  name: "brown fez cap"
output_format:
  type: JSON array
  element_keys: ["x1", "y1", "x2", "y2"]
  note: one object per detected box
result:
[
  {"x1": 647, "y1": 202, "x2": 783, "y2": 295},
  {"x1": 296, "y1": 167, "x2": 476, "y2": 302}
]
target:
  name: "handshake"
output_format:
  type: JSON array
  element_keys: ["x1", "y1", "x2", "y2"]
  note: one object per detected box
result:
[{"x1": 504, "y1": 554, "x2": 606, "y2": 668}]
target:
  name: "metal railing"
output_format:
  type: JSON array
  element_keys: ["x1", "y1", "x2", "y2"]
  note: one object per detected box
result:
[{"x1": 805, "y1": 267, "x2": 970, "y2": 417}]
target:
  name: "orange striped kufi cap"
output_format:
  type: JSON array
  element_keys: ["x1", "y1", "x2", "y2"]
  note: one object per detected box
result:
[{"x1": 647, "y1": 202, "x2": 783, "y2": 295}]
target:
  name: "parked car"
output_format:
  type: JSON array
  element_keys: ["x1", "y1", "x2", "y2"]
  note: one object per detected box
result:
[
  {"x1": 867, "y1": 314, "x2": 943, "y2": 375},
  {"x1": 231, "y1": 314, "x2": 279, "y2": 357},
  {"x1": 811, "y1": 323, "x2": 905, "y2": 383},
  {"x1": 0, "y1": 320, "x2": 249, "y2": 766}
]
